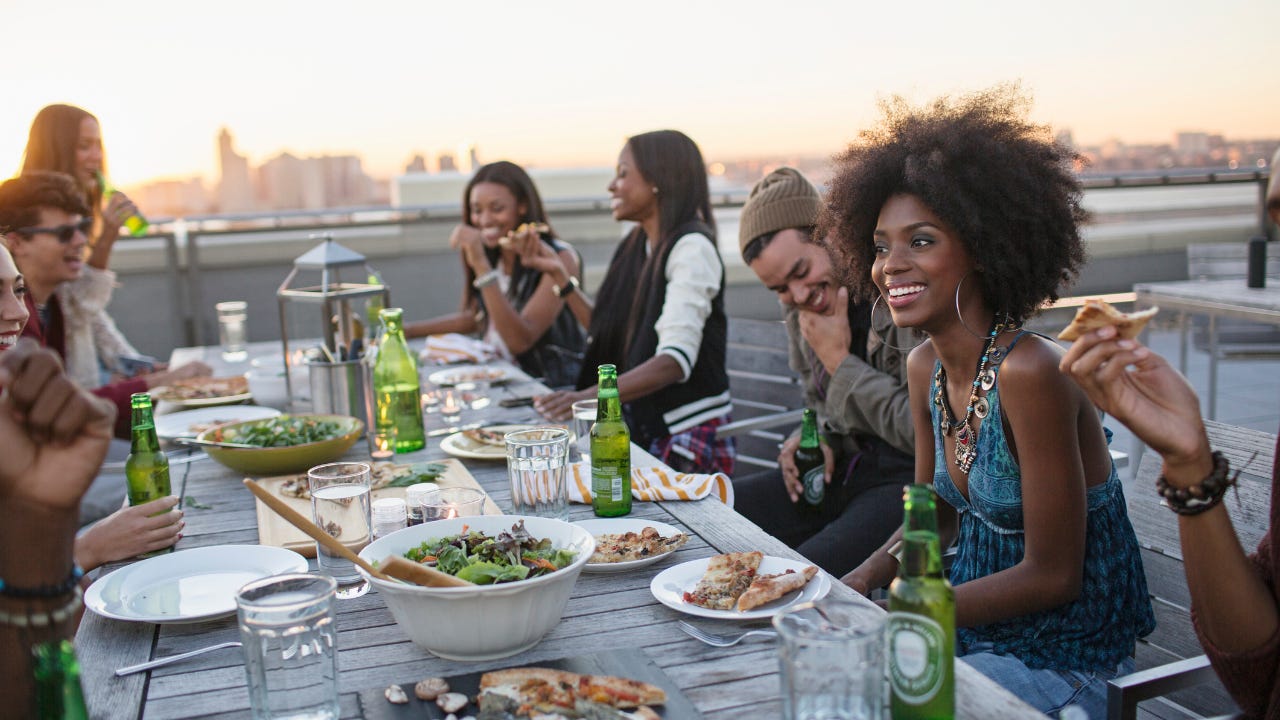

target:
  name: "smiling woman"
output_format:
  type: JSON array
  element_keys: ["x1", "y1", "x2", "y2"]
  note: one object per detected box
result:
[
  {"x1": 0, "y1": 244, "x2": 30, "y2": 351},
  {"x1": 828, "y1": 85, "x2": 1155, "y2": 719}
]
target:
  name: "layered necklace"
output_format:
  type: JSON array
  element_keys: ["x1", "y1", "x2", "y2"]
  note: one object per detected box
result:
[{"x1": 933, "y1": 315, "x2": 1013, "y2": 474}]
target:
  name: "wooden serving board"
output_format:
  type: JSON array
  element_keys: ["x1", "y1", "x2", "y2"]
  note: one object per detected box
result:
[{"x1": 251, "y1": 458, "x2": 503, "y2": 557}]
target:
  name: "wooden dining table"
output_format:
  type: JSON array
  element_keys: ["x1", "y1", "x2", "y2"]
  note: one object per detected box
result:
[{"x1": 74, "y1": 341, "x2": 1042, "y2": 719}]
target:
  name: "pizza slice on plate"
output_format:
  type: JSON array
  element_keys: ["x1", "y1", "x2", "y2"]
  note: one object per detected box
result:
[
  {"x1": 1057, "y1": 299, "x2": 1159, "y2": 341},
  {"x1": 589, "y1": 527, "x2": 689, "y2": 564},
  {"x1": 682, "y1": 551, "x2": 763, "y2": 611},
  {"x1": 477, "y1": 666, "x2": 665, "y2": 719},
  {"x1": 736, "y1": 564, "x2": 818, "y2": 611},
  {"x1": 461, "y1": 426, "x2": 507, "y2": 447}
]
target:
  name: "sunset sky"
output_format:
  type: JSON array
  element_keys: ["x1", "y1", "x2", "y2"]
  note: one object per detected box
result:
[{"x1": 2, "y1": 0, "x2": 1275, "y2": 185}]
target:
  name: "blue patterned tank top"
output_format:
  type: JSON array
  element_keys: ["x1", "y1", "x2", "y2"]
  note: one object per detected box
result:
[{"x1": 929, "y1": 332, "x2": 1155, "y2": 672}]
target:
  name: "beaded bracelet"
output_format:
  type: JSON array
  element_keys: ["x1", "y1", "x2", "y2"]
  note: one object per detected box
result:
[
  {"x1": 0, "y1": 565, "x2": 84, "y2": 599},
  {"x1": 0, "y1": 586, "x2": 83, "y2": 628},
  {"x1": 472, "y1": 269, "x2": 501, "y2": 290},
  {"x1": 1156, "y1": 451, "x2": 1234, "y2": 516}
]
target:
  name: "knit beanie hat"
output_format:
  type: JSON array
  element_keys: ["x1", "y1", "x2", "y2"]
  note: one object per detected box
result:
[{"x1": 738, "y1": 167, "x2": 822, "y2": 257}]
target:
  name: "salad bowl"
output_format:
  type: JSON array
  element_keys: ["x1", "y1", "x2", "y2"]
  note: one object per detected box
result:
[
  {"x1": 358, "y1": 515, "x2": 595, "y2": 661},
  {"x1": 196, "y1": 414, "x2": 363, "y2": 476}
]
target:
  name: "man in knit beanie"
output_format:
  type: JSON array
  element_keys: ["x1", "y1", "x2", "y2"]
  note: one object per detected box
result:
[{"x1": 734, "y1": 167, "x2": 920, "y2": 577}]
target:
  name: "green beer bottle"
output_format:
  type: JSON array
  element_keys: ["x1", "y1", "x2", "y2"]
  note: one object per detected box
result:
[
  {"x1": 125, "y1": 393, "x2": 171, "y2": 549},
  {"x1": 590, "y1": 364, "x2": 631, "y2": 517},
  {"x1": 373, "y1": 308, "x2": 425, "y2": 453},
  {"x1": 794, "y1": 408, "x2": 824, "y2": 511},
  {"x1": 32, "y1": 640, "x2": 89, "y2": 720},
  {"x1": 887, "y1": 484, "x2": 955, "y2": 719},
  {"x1": 97, "y1": 172, "x2": 149, "y2": 236}
]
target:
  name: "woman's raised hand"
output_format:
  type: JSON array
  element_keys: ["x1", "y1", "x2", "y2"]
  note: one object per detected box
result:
[
  {"x1": 450, "y1": 224, "x2": 490, "y2": 274},
  {"x1": 509, "y1": 226, "x2": 567, "y2": 277},
  {"x1": 1060, "y1": 324, "x2": 1209, "y2": 468}
]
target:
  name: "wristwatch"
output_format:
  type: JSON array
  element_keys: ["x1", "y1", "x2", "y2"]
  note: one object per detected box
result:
[{"x1": 553, "y1": 276, "x2": 580, "y2": 298}]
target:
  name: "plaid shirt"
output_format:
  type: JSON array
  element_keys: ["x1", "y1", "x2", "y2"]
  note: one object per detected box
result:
[{"x1": 647, "y1": 415, "x2": 735, "y2": 476}]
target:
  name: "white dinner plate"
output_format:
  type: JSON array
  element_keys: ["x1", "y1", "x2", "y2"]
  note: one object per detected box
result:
[
  {"x1": 426, "y1": 364, "x2": 509, "y2": 387},
  {"x1": 154, "y1": 406, "x2": 282, "y2": 439},
  {"x1": 156, "y1": 391, "x2": 254, "y2": 409},
  {"x1": 85, "y1": 545, "x2": 308, "y2": 624},
  {"x1": 649, "y1": 555, "x2": 831, "y2": 620},
  {"x1": 438, "y1": 424, "x2": 533, "y2": 460},
  {"x1": 576, "y1": 518, "x2": 688, "y2": 573}
]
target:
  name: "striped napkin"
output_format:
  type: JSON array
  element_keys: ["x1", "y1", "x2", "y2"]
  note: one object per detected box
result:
[
  {"x1": 567, "y1": 462, "x2": 734, "y2": 507},
  {"x1": 419, "y1": 333, "x2": 495, "y2": 364}
]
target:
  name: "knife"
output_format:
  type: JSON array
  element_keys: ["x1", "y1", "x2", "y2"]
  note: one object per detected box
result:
[{"x1": 427, "y1": 422, "x2": 483, "y2": 438}]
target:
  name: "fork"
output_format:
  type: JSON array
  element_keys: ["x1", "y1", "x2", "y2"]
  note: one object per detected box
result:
[{"x1": 678, "y1": 620, "x2": 777, "y2": 647}]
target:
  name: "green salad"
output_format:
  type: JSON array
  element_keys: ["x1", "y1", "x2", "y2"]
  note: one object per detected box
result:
[
  {"x1": 403, "y1": 521, "x2": 577, "y2": 585},
  {"x1": 214, "y1": 415, "x2": 346, "y2": 447}
]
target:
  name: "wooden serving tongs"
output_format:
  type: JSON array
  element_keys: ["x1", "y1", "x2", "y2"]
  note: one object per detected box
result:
[{"x1": 242, "y1": 479, "x2": 470, "y2": 588}]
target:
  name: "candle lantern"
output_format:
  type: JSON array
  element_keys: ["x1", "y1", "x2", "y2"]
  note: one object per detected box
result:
[{"x1": 276, "y1": 234, "x2": 390, "y2": 410}]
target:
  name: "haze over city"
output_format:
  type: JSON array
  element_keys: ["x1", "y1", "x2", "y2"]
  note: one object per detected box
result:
[{"x1": 3, "y1": 0, "x2": 1276, "y2": 192}]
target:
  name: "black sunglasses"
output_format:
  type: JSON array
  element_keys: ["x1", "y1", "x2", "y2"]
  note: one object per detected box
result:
[{"x1": 17, "y1": 217, "x2": 93, "y2": 243}]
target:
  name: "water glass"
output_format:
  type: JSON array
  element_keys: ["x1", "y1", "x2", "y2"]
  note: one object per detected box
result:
[
  {"x1": 570, "y1": 399, "x2": 597, "y2": 463},
  {"x1": 307, "y1": 462, "x2": 372, "y2": 589},
  {"x1": 420, "y1": 487, "x2": 487, "y2": 521},
  {"x1": 774, "y1": 598, "x2": 885, "y2": 720},
  {"x1": 216, "y1": 300, "x2": 249, "y2": 362},
  {"x1": 505, "y1": 427, "x2": 570, "y2": 521},
  {"x1": 236, "y1": 573, "x2": 339, "y2": 720}
]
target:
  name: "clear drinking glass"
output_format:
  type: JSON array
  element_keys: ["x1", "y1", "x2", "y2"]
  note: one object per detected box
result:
[
  {"x1": 774, "y1": 598, "x2": 885, "y2": 720},
  {"x1": 236, "y1": 573, "x2": 339, "y2": 720},
  {"x1": 216, "y1": 300, "x2": 249, "y2": 362},
  {"x1": 420, "y1": 487, "x2": 487, "y2": 521},
  {"x1": 570, "y1": 399, "x2": 597, "y2": 464},
  {"x1": 505, "y1": 427, "x2": 571, "y2": 521},
  {"x1": 307, "y1": 462, "x2": 371, "y2": 599}
]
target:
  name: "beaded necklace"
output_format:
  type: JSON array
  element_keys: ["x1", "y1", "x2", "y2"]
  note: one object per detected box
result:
[{"x1": 933, "y1": 316, "x2": 1012, "y2": 474}]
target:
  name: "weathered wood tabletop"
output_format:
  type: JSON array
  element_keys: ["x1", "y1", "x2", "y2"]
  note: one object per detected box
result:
[{"x1": 75, "y1": 343, "x2": 1042, "y2": 719}]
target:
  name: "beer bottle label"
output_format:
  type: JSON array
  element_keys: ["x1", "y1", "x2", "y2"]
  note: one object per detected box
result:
[
  {"x1": 592, "y1": 465, "x2": 624, "y2": 501},
  {"x1": 801, "y1": 465, "x2": 825, "y2": 505},
  {"x1": 887, "y1": 612, "x2": 947, "y2": 704}
]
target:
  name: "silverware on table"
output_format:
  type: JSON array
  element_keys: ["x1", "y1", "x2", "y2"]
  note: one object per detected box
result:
[
  {"x1": 115, "y1": 641, "x2": 242, "y2": 676},
  {"x1": 677, "y1": 620, "x2": 778, "y2": 647},
  {"x1": 426, "y1": 422, "x2": 483, "y2": 438},
  {"x1": 99, "y1": 450, "x2": 209, "y2": 473}
]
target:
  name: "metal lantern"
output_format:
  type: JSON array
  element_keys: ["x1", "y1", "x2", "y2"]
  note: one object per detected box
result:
[{"x1": 276, "y1": 234, "x2": 390, "y2": 405}]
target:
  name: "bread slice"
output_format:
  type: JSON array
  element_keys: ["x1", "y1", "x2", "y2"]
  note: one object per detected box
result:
[{"x1": 1057, "y1": 299, "x2": 1158, "y2": 341}]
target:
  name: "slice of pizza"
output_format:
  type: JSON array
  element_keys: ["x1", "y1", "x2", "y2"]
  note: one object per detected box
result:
[
  {"x1": 461, "y1": 426, "x2": 508, "y2": 447},
  {"x1": 736, "y1": 565, "x2": 818, "y2": 612},
  {"x1": 278, "y1": 475, "x2": 311, "y2": 500},
  {"x1": 589, "y1": 527, "x2": 689, "y2": 564},
  {"x1": 1057, "y1": 299, "x2": 1159, "y2": 341},
  {"x1": 478, "y1": 667, "x2": 665, "y2": 718},
  {"x1": 682, "y1": 551, "x2": 763, "y2": 610}
]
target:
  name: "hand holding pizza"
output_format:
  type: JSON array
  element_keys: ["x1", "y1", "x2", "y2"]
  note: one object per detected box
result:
[
  {"x1": 1059, "y1": 323, "x2": 1210, "y2": 475},
  {"x1": 449, "y1": 224, "x2": 491, "y2": 275}
]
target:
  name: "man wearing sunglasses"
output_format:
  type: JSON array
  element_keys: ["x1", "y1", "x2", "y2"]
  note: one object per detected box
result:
[{"x1": 0, "y1": 171, "x2": 205, "y2": 438}]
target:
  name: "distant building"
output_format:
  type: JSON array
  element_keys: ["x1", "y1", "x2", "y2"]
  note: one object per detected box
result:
[
  {"x1": 437, "y1": 152, "x2": 457, "y2": 173},
  {"x1": 217, "y1": 128, "x2": 255, "y2": 213},
  {"x1": 392, "y1": 166, "x2": 615, "y2": 207},
  {"x1": 405, "y1": 154, "x2": 427, "y2": 174},
  {"x1": 257, "y1": 151, "x2": 372, "y2": 210},
  {"x1": 129, "y1": 177, "x2": 210, "y2": 218}
]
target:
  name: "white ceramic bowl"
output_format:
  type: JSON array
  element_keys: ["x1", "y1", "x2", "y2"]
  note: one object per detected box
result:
[{"x1": 358, "y1": 515, "x2": 595, "y2": 661}]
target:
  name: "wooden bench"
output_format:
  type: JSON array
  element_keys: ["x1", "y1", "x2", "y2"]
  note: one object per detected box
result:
[
  {"x1": 718, "y1": 317, "x2": 805, "y2": 472},
  {"x1": 1108, "y1": 419, "x2": 1273, "y2": 720}
]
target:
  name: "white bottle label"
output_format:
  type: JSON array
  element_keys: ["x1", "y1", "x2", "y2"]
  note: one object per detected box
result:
[{"x1": 887, "y1": 612, "x2": 946, "y2": 704}]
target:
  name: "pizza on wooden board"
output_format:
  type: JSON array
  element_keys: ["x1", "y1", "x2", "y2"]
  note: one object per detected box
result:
[
  {"x1": 478, "y1": 666, "x2": 666, "y2": 719},
  {"x1": 1057, "y1": 299, "x2": 1159, "y2": 341}
]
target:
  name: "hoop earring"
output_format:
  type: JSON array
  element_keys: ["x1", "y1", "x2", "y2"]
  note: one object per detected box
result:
[
  {"x1": 869, "y1": 293, "x2": 919, "y2": 353},
  {"x1": 954, "y1": 272, "x2": 1021, "y2": 339}
]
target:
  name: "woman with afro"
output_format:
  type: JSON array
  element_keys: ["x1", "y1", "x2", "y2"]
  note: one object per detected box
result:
[{"x1": 834, "y1": 85, "x2": 1154, "y2": 717}]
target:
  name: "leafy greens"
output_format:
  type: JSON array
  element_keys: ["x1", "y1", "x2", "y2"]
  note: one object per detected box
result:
[{"x1": 404, "y1": 520, "x2": 577, "y2": 585}]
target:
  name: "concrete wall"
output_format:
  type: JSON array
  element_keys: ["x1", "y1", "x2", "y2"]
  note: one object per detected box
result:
[{"x1": 103, "y1": 207, "x2": 1259, "y2": 359}]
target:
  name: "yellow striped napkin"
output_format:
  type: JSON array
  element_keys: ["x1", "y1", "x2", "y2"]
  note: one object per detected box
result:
[{"x1": 567, "y1": 462, "x2": 734, "y2": 507}]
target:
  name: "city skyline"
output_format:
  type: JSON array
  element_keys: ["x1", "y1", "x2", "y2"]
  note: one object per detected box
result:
[{"x1": 2, "y1": 0, "x2": 1275, "y2": 187}]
